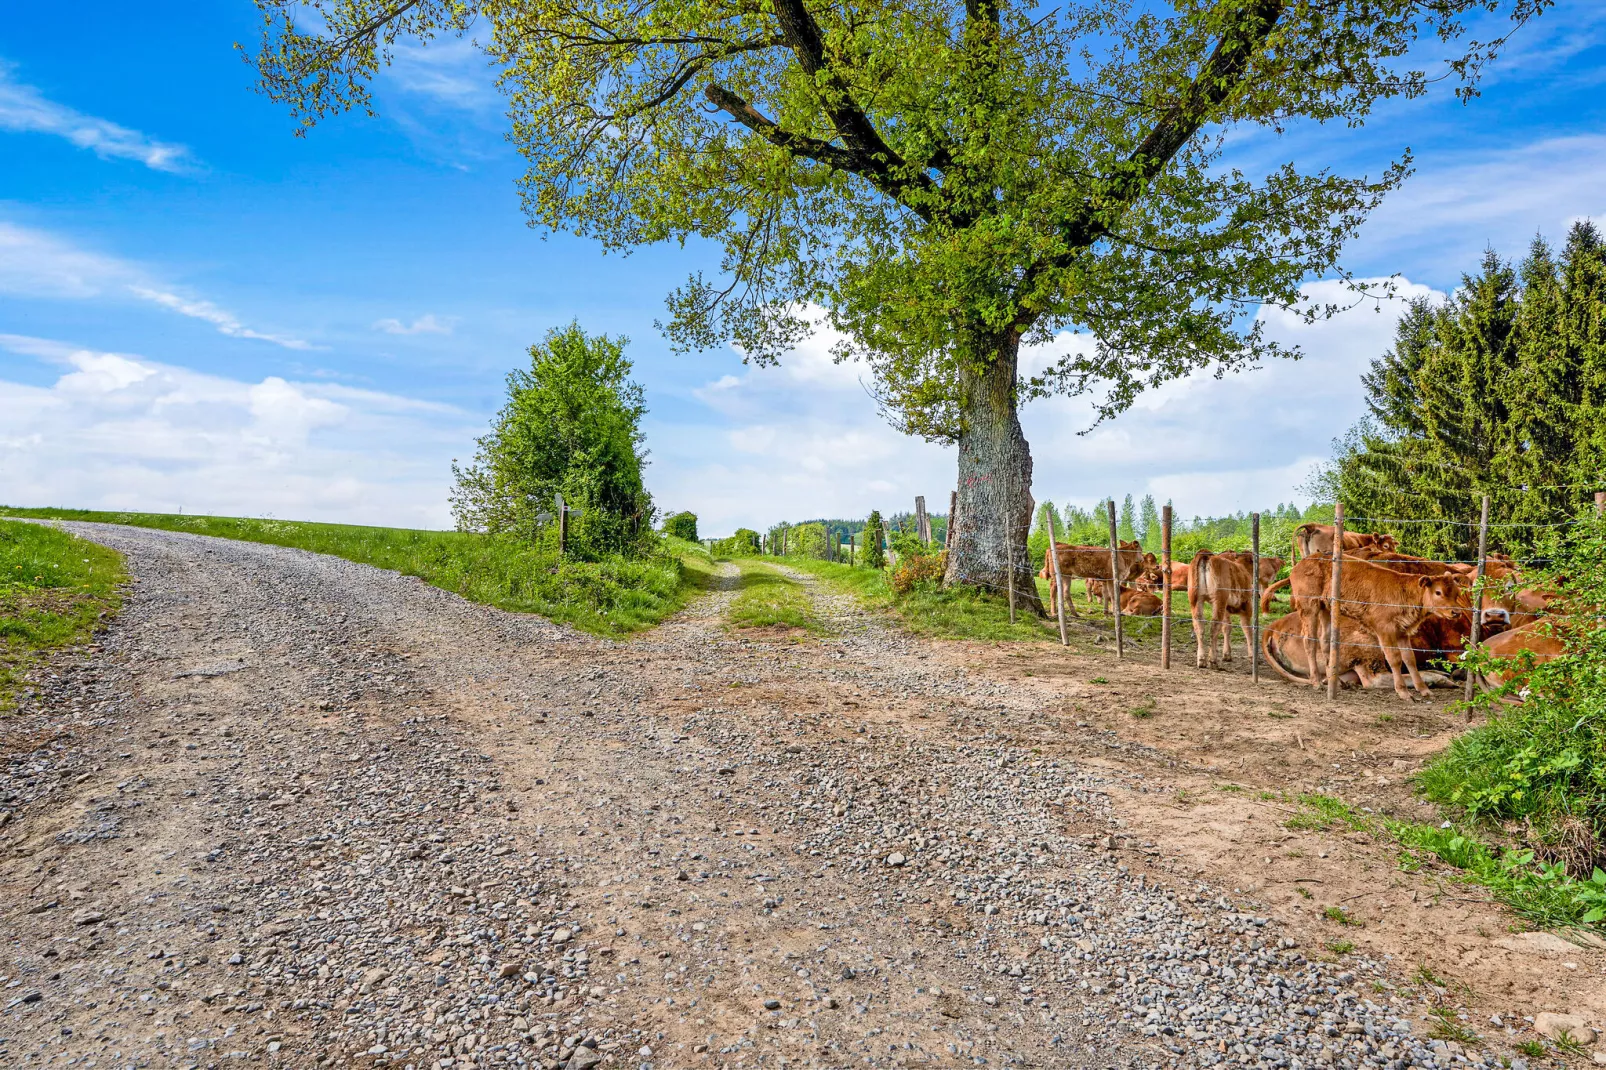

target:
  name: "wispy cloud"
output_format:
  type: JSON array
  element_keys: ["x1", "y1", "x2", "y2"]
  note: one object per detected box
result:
[
  {"x1": 0, "y1": 61, "x2": 195, "y2": 172},
  {"x1": 373, "y1": 313, "x2": 454, "y2": 335},
  {"x1": 0, "y1": 220, "x2": 312, "y2": 350}
]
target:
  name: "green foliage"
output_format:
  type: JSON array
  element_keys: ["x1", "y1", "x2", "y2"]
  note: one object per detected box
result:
[
  {"x1": 1393, "y1": 823, "x2": 1606, "y2": 930},
  {"x1": 249, "y1": 0, "x2": 1540, "y2": 444},
  {"x1": 725, "y1": 563, "x2": 820, "y2": 633},
  {"x1": 861, "y1": 512, "x2": 887, "y2": 570},
  {"x1": 1284, "y1": 793, "x2": 1376, "y2": 834},
  {"x1": 451, "y1": 323, "x2": 653, "y2": 557},
  {"x1": 0, "y1": 520, "x2": 125, "y2": 710},
  {"x1": 784, "y1": 556, "x2": 1058, "y2": 642},
  {"x1": 1414, "y1": 513, "x2": 1606, "y2": 890},
  {"x1": 1315, "y1": 224, "x2": 1606, "y2": 558},
  {"x1": 1118, "y1": 495, "x2": 1137, "y2": 543},
  {"x1": 1, "y1": 508, "x2": 704, "y2": 638},
  {"x1": 663, "y1": 512, "x2": 699, "y2": 542},
  {"x1": 712, "y1": 527, "x2": 762, "y2": 557}
]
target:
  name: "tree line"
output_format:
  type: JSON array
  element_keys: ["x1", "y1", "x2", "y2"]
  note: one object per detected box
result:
[{"x1": 1314, "y1": 222, "x2": 1606, "y2": 560}]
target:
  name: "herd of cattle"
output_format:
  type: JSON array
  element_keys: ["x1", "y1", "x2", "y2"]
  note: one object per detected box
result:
[{"x1": 1039, "y1": 523, "x2": 1560, "y2": 701}]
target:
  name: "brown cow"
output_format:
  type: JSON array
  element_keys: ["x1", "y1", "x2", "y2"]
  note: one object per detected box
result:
[
  {"x1": 1475, "y1": 620, "x2": 1564, "y2": 690},
  {"x1": 1294, "y1": 523, "x2": 1397, "y2": 559},
  {"x1": 1261, "y1": 605, "x2": 1503, "y2": 689},
  {"x1": 1288, "y1": 556, "x2": 1469, "y2": 701},
  {"x1": 1041, "y1": 541, "x2": 1146, "y2": 618},
  {"x1": 1187, "y1": 550, "x2": 1255, "y2": 669},
  {"x1": 1120, "y1": 586, "x2": 1163, "y2": 617}
]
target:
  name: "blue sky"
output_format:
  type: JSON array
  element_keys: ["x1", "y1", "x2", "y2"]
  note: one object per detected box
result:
[{"x1": 2, "y1": 3, "x2": 1603, "y2": 533}]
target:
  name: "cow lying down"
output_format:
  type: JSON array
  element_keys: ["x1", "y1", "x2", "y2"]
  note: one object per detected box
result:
[{"x1": 1260, "y1": 613, "x2": 1479, "y2": 690}]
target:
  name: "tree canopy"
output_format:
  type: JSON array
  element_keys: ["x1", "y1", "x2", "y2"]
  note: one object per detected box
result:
[
  {"x1": 451, "y1": 323, "x2": 654, "y2": 554},
  {"x1": 252, "y1": 0, "x2": 1547, "y2": 603},
  {"x1": 1314, "y1": 222, "x2": 1606, "y2": 558}
]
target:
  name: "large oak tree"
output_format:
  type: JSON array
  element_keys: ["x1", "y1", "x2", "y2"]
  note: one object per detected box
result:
[{"x1": 251, "y1": 0, "x2": 1546, "y2": 611}]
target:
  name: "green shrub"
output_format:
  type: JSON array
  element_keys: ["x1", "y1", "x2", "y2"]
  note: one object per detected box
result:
[
  {"x1": 712, "y1": 528, "x2": 761, "y2": 557},
  {"x1": 1404, "y1": 510, "x2": 1606, "y2": 929},
  {"x1": 890, "y1": 548, "x2": 945, "y2": 594},
  {"x1": 663, "y1": 511, "x2": 699, "y2": 541},
  {"x1": 452, "y1": 323, "x2": 654, "y2": 557}
]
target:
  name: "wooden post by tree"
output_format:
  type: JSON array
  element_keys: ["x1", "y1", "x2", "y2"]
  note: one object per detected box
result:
[
  {"x1": 1251, "y1": 512, "x2": 1261, "y2": 684},
  {"x1": 1161, "y1": 505, "x2": 1173, "y2": 670},
  {"x1": 915, "y1": 496, "x2": 931, "y2": 544},
  {"x1": 1464, "y1": 495, "x2": 1491, "y2": 710},
  {"x1": 946, "y1": 491, "x2": 958, "y2": 551},
  {"x1": 1107, "y1": 499, "x2": 1124, "y2": 660},
  {"x1": 1326, "y1": 504, "x2": 1345, "y2": 701},
  {"x1": 1045, "y1": 510, "x2": 1067, "y2": 647}
]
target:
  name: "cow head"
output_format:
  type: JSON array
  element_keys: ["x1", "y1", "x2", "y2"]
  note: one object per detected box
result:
[{"x1": 1419, "y1": 574, "x2": 1469, "y2": 618}]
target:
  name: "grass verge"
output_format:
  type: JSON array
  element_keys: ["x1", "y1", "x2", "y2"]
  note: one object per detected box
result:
[
  {"x1": 766, "y1": 555, "x2": 1064, "y2": 642},
  {"x1": 2, "y1": 507, "x2": 712, "y2": 638},
  {"x1": 0, "y1": 520, "x2": 126, "y2": 710},
  {"x1": 724, "y1": 562, "x2": 821, "y2": 634}
]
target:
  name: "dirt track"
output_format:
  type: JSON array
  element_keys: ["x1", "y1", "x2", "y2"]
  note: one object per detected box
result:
[{"x1": 1, "y1": 525, "x2": 1598, "y2": 1070}]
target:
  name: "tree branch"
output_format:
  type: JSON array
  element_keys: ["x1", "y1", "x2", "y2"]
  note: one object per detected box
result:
[{"x1": 1011, "y1": 0, "x2": 1287, "y2": 328}]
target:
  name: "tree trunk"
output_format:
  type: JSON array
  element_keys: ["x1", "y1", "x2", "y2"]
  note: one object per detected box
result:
[{"x1": 943, "y1": 333, "x2": 1045, "y2": 615}]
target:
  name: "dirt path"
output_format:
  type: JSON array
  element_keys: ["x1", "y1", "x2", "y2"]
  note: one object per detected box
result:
[{"x1": 0, "y1": 528, "x2": 1566, "y2": 1070}]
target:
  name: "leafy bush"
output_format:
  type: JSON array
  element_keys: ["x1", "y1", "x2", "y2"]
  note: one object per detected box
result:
[
  {"x1": 890, "y1": 548, "x2": 945, "y2": 594},
  {"x1": 712, "y1": 528, "x2": 761, "y2": 557},
  {"x1": 663, "y1": 511, "x2": 699, "y2": 541},
  {"x1": 1406, "y1": 510, "x2": 1606, "y2": 929},
  {"x1": 451, "y1": 323, "x2": 654, "y2": 557}
]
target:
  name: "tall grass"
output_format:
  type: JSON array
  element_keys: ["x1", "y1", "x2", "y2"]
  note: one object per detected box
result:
[
  {"x1": 0, "y1": 520, "x2": 126, "y2": 709},
  {"x1": 1, "y1": 508, "x2": 711, "y2": 637}
]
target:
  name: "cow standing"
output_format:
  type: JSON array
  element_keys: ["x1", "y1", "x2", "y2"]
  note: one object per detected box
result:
[{"x1": 1187, "y1": 550, "x2": 1256, "y2": 669}]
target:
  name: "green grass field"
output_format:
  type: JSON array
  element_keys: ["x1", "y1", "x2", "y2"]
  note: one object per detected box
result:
[
  {"x1": 724, "y1": 561, "x2": 821, "y2": 633},
  {"x1": 0, "y1": 507, "x2": 714, "y2": 638},
  {"x1": 0, "y1": 519, "x2": 126, "y2": 709}
]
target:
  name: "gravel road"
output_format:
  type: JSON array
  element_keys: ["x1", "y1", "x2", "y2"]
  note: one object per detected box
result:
[{"x1": 0, "y1": 525, "x2": 1506, "y2": 1069}]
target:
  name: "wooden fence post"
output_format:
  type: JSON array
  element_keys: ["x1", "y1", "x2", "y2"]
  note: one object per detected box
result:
[
  {"x1": 1045, "y1": 510, "x2": 1067, "y2": 647},
  {"x1": 1326, "y1": 504, "x2": 1344, "y2": 701},
  {"x1": 1464, "y1": 495, "x2": 1491, "y2": 710},
  {"x1": 1251, "y1": 513, "x2": 1261, "y2": 684},
  {"x1": 1107, "y1": 499, "x2": 1124, "y2": 660},
  {"x1": 915, "y1": 496, "x2": 931, "y2": 545},
  {"x1": 947, "y1": 491, "x2": 958, "y2": 550},
  {"x1": 556, "y1": 493, "x2": 568, "y2": 559},
  {"x1": 1161, "y1": 505, "x2": 1172, "y2": 670}
]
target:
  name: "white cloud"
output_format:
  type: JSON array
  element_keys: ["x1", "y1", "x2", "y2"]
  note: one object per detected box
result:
[
  {"x1": 653, "y1": 279, "x2": 1443, "y2": 536},
  {"x1": 0, "y1": 335, "x2": 474, "y2": 528},
  {"x1": 1357, "y1": 134, "x2": 1606, "y2": 268},
  {"x1": 0, "y1": 220, "x2": 312, "y2": 349},
  {"x1": 387, "y1": 39, "x2": 498, "y2": 110},
  {"x1": 0, "y1": 62, "x2": 195, "y2": 172},
  {"x1": 373, "y1": 313, "x2": 454, "y2": 335}
]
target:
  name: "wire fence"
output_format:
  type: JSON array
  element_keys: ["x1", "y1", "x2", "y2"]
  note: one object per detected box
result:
[{"x1": 759, "y1": 489, "x2": 1600, "y2": 703}]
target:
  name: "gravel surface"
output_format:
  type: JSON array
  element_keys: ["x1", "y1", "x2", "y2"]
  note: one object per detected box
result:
[{"x1": 0, "y1": 525, "x2": 1512, "y2": 1069}]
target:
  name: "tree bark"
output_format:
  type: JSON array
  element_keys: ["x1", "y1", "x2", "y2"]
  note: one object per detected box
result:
[{"x1": 943, "y1": 333, "x2": 1045, "y2": 615}]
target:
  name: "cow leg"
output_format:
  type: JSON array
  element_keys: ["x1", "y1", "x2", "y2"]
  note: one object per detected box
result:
[
  {"x1": 1236, "y1": 612, "x2": 1254, "y2": 664},
  {"x1": 1378, "y1": 641, "x2": 1414, "y2": 702},
  {"x1": 1399, "y1": 642, "x2": 1431, "y2": 697},
  {"x1": 1060, "y1": 576, "x2": 1079, "y2": 619},
  {"x1": 1301, "y1": 604, "x2": 1327, "y2": 691},
  {"x1": 1217, "y1": 596, "x2": 1234, "y2": 664}
]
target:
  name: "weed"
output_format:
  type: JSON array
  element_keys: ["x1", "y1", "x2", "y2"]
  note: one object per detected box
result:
[
  {"x1": 1296, "y1": 887, "x2": 1313, "y2": 900},
  {"x1": 1215, "y1": 783, "x2": 1244, "y2": 793},
  {"x1": 1129, "y1": 700, "x2": 1156, "y2": 719},
  {"x1": 1323, "y1": 906, "x2": 1362, "y2": 926},
  {"x1": 1376, "y1": 714, "x2": 1394, "y2": 723},
  {"x1": 1426, "y1": 1007, "x2": 1479, "y2": 1047},
  {"x1": 1554, "y1": 1032, "x2": 1591, "y2": 1056},
  {"x1": 1258, "y1": 791, "x2": 1280, "y2": 802},
  {"x1": 1325, "y1": 939, "x2": 1354, "y2": 953},
  {"x1": 1412, "y1": 964, "x2": 1448, "y2": 989},
  {"x1": 1090, "y1": 676, "x2": 1109, "y2": 684},
  {"x1": 1514, "y1": 1040, "x2": 1545, "y2": 1057},
  {"x1": 1286, "y1": 794, "x2": 1375, "y2": 834}
]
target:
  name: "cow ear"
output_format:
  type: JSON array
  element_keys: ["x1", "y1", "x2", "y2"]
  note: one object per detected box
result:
[{"x1": 1417, "y1": 575, "x2": 1432, "y2": 588}]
